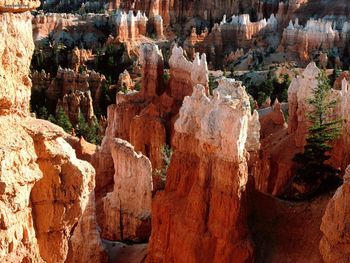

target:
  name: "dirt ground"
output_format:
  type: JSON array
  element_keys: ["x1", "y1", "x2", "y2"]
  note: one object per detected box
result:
[
  {"x1": 249, "y1": 190, "x2": 334, "y2": 263},
  {"x1": 103, "y1": 240, "x2": 148, "y2": 263}
]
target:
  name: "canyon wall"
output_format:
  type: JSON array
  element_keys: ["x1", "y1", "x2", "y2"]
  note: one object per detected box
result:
[
  {"x1": 0, "y1": 3, "x2": 106, "y2": 262},
  {"x1": 112, "y1": 10, "x2": 164, "y2": 42},
  {"x1": 45, "y1": 68, "x2": 105, "y2": 122},
  {"x1": 32, "y1": 12, "x2": 110, "y2": 49},
  {"x1": 320, "y1": 165, "x2": 350, "y2": 263},
  {"x1": 147, "y1": 78, "x2": 260, "y2": 263},
  {"x1": 279, "y1": 18, "x2": 349, "y2": 61},
  {"x1": 184, "y1": 13, "x2": 278, "y2": 67},
  {"x1": 110, "y1": 0, "x2": 261, "y2": 27}
]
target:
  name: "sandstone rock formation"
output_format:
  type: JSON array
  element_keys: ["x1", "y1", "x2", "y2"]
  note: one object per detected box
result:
[
  {"x1": 67, "y1": 191, "x2": 108, "y2": 263},
  {"x1": 26, "y1": 120, "x2": 99, "y2": 263},
  {"x1": 117, "y1": 69, "x2": 135, "y2": 91},
  {"x1": 169, "y1": 45, "x2": 208, "y2": 101},
  {"x1": 0, "y1": 5, "x2": 106, "y2": 263},
  {"x1": 114, "y1": 0, "x2": 261, "y2": 28},
  {"x1": 57, "y1": 90, "x2": 95, "y2": 124},
  {"x1": 46, "y1": 68, "x2": 105, "y2": 122},
  {"x1": 320, "y1": 165, "x2": 350, "y2": 263},
  {"x1": 330, "y1": 77, "x2": 350, "y2": 172},
  {"x1": 113, "y1": 10, "x2": 148, "y2": 42},
  {"x1": 255, "y1": 63, "x2": 350, "y2": 196},
  {"x1": 260, "y1": 99, "x2": 287, "y2": 139},
  {"x1": 95, "y1": 43, "x2": 209, "y2": 240},
  {"x1": 184, "y1": 13, "x2": 278, "y2": 66},
  {"x1": 279, "y1": 18, "x2": 349, "y2": 61},
  {"x1": 148, "y1": 78, "x2": 260, "y2": 263},
  {"x1": 288, "y1": 62, "x2": 320, "y2": 147},
  {"x1": 254, "y1": 63, "x2": 320, "y2": 196},
  {"x1": 102, "y1": 139, "x2": 153, "y2": 241},
  {"x1": 32, "y1": 70, "x2": 52, "y2": 92},
  {"x1": 32, "y1": 12, "x2": 109, "y2": 49},
  {"x1": 71, "y1": 47, "x2": 94, "y2": 72}
]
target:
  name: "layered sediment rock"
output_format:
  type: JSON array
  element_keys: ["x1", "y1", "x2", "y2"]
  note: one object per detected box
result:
[
  {"x1": 71, "y1": 47, "x2": 94, "y2": 72},
  {"x1": 0, "y1": 5, "x2": 106, "y2": 263},
  {"x1": 320, "y1": 165, "x2": 350, "y2": 263},
  {"x1": 184, "y1": 13, "x2": 278, "y2": 66},
  {"x1": 288, "y1": 62, "x2": 320, "y2": 147},
  {"x1": 254, "y1": 63, "x2": 320, "y2": 195},
  {"x1": 95, "y1": 43, "x2": 209, "y2": 240},
  {"x1": 279, "y1": 18, "x2": 349, "y2": 61},
  {"x1": 57, "y1": 90, "x2": 95, "y2": 124},
  {"x1": 169, "y1": 45, "x2": 208, "y2": 101},
  {"x1": 148, "y1": 79, "x2": 260, "y2": 263},
  {"x1": 102, "y1": 139, "x2": 153, "y2": 241},
  {"x1": 26, "y1": 120, "x2": 98, "y2": 263},
  {"x1": 115, "y1": 0, "x2": 260, "y2": 27},
  {"x1": 256, "y1": 63, "x2": 350, "y2": 195},
  {"x1": 32, "y1": 12, "x2": 109, "y2": 49},
  {"x1": 46, "y1": 68, "x2": 105, "y2": 122},
  {"x1": 117, "y1": 69, "x2": 135, "y2": 91}
]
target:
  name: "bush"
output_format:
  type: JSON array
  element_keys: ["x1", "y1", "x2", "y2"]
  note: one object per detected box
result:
[
  {"x1": 154, "y1": 145, "x2": 173, "y2": 189},
  {"x1": 75, "y1": 113, "x2": 102, "y2": 145}
]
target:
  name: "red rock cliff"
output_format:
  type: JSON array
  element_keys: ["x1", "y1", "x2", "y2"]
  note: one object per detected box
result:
[{"x1": 148, "y1": 78, "x2": 260, "y2": 263}]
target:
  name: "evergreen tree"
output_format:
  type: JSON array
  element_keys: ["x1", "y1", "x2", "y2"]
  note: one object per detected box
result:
[
  {"x1": 293, "y1": 71, "x2": 342, "y2": 194},
  {"x1": 76, "y1": 112, "x2": 90, "y2": 138},
  {"x1": 75, "y1": 113, "x2": 101, "y2": 145},
  {"x1": 55, "y1": 107, "x2": 73, "y2": 134}
]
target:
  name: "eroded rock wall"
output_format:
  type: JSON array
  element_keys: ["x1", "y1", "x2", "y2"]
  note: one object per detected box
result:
[
  {"x1": 320, "y1": 165, "x2": 350, "y2": 263},
  {"x1": 148, "y1": 79, "x2": 260, "y2": 263},
  {"x1": 95, "y1": 43, "x2": 209, "y2": 241},
  {"x1": 0, "y1": 4, "x2": 106, "y2": 263},
  {"x1": 102, "y1": 139, "x2": 153, "y2": 241}
]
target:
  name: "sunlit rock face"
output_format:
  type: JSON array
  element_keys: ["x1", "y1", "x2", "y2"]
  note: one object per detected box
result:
[
  {"x1": 253, "y1": 62, "x2": 320, "y2": 196},
  {"x1": 148, "y1": 79, "x2": 260, "y2": 263},
  {"x1": 94, "y1": 43, "x2": 210, "y2": 241},
  {"x1": 101, "y1": 139, "x2": 153, "y2": 241},
  {"x1": 279, "y1": 18, "x2": 350, "y2": 61},
  {"x1": 0, "y1": 4, "x2": 106, "y2": 263},
  {"x1": 184, "y1": 13, "x2": 278, "y2": 67}
]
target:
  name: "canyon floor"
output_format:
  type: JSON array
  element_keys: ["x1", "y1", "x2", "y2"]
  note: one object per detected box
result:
[{"x1": 250, "y1": 191, "x2": 333, "y2": 263}]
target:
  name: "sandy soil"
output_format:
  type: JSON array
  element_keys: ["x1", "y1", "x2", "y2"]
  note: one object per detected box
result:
[
  {"x1": 249, "y1": 191, "x2": 333, "y2": 263},
  {"x1": 103, "y1": 240, "x2": 148, "y2": 263}
]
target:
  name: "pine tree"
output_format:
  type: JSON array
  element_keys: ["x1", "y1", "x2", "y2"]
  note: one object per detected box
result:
[
  {"x1": 55, "y1": 107, "x2": 73, "y2": 134},
  {"x1": 293, "y1": 71, "x2": 342, "y2": 194},
  {"x1": 75, "y1": 113, "x2": 101, "y2": 145}
]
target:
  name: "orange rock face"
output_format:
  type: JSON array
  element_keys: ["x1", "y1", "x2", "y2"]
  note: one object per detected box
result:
[
  {"x1": 0, "y1": 7, "x2": 106, "y2": 263},
  {"x1": 130, "y1": 104, "x2": 166, "y2": 169},
  {"x1": 184, "y1": 13, "x2": 278, "y2": 64},
  {"x1": 148, "y1": 80, "x2": 260, "y2": 263},
  {"x1": 95, "y1": 43, "x2": 210, "y2": 241},
  {"x1": 102, "y1": 139, "x2": 153, "y2": 241},
  {"x1": 254, "y1": 63, "x2": 320, "y2": 196},
  {"x1": 320, "y1": 166, "x2": 350, "y2": 263},
  {"x1": 279, "y1": 18, "x2": 347, "y2": 61},
  {"x1": 57, "y1": 90, "x2": 95, "y2": 125},
  {"x1": 26, "y1": 120, "x2": 98, "y2": 263}
]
